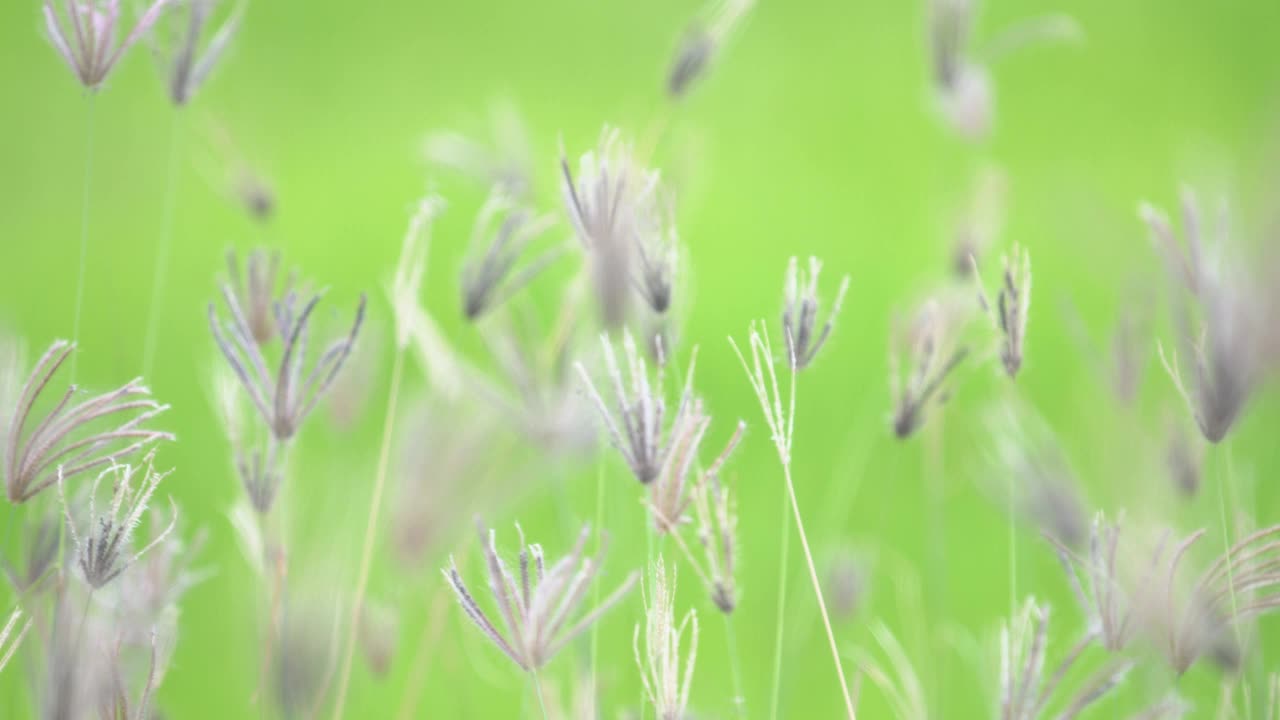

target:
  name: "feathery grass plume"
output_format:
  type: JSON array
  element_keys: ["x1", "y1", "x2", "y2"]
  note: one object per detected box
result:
[
  {"x1": 203, "y1": 120, "x2": 277, "y2": 222},
  {"x1": 1133, "y1": 523, "x2": 1280, "y2": 674},
  {"x1": 0, "y1": 606, "x2": 33, "y2": 674},
  {"x1": 729, "y1": 320, "x2": 857, "y2": 719},
  {"x1": 479, "y1": 312, "x2": 596, "y2": 456},
  {"x1": 691, "y1": 419, "x2": 744, "y2": 612},
  {"x1": 2, "y1": 514, "x2": 60, "y2": 594},
  {"x1": 782, "y1": 256, "x2": 850, "y2": 371},
  {"x1": 890, "y1": 296, "x2": 969, "y2": 438},
  {"x1": 634, "y1": 557, "x2": 698, "y2": 720},
  {"x1": 561, "y1": 127, "x2": 661, "y2": 327},
  {"x1": 973, "y1": 243, "x2": 1032, "y2": 378},
  {"x1": 856, "y1": 623, "x2": 927, "y2": 720},
  {"x1": 235, "y1": 433, "x2": 283, "y2": 513},
  {"x1": 928, "y1": 0, "x2": 1081, "y2": 140},
  {"x1": 646, "y1": 349, "x2": 707, "y2": 534},
  {"x1": 461, "y1": 191, "x2": 561, "y2": 321},
  {"x1": 59, "y1": 451, "x2": 177, "y2": 590},
  {"x1": 634, "y1": 194, "x2": 683, "y2": 317},
  {"x1": 928, "y1": 0, "x2": 991, "y2": 139},
  {"x1": 209, "y1": 259, "x2": 367, "y2": 441},
  {"x1": 1141, "y1": 190, "x2": 1262, "y2": 443},
  {"x1": 666, "y1": 0, "x2": 753, "y2": 98},
  {"x1": 576, "y1": 331, "x2": 696, "y2": 485},
  {"x1": 998, "y1": 598, "x2": 1131, "y2": 720},
  {"x1": 984, "y1": 404, "x2": 1087, "y2": 549},
  {"x1": 4, "y1": 340, "x2": 173, "y2": 503},
  {"x1": 224, "y1": 248, "x2": 284, "y2": 346},
  {"x1": 1046, "y1": 513, "x2": 1142, "y2": 653},
  {"x1": 43, "y1": 0, "x2": 171, "y2": 90},
  {"x1": 442, "y1": 522, "x2": 639, "y2": 671},
  {"x1": 424, "y1": 102, "x2": 535, "y2": 198},
  {"x1": 949, "y1": 165, "x2": 1007, "y2": 278},
  {"x1": 154, "y1": 0, "x2": 243, "y2": 105},
  {"x1": 1165, "y1": 420, "x2": 1201, "y2": 498}
]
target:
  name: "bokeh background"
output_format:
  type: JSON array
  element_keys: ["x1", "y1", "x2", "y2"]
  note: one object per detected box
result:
[{"x1": 2, "y1": 0, "x2": 1280, "y2": 717}]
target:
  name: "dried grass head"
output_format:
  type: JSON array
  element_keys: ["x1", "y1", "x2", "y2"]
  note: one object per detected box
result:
[
  {"x1": 782, "y1": 256, "x2": 850, "y2": 371},
  {"x1": 443, "y1": 522, "x2": 638, "y2": 671},
  {"x1": 460, "y1": 192, "x2": 561, "y2": 321},
  {"x1": 5, "y1": 340, "x2": 173, "y2": 504},
  {"x1": 889, "y1": 294, "x2": 969, "y2": 439},
  {"x1": 634, "y1": 556, "x2": 698, "y2": 720},
  {"x1": 43, "y1": 0, "x2": 170, "y2": 90},
  {"x1": 154, "y1": 0, "x2": 244, "y2": 105}
]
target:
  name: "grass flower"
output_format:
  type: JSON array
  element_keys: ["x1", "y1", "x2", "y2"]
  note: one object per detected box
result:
[
  {"x1": 5, "y1": 340, "x2": 173, "y2": 503},
  {"x1": 235, "y1": 434, "x2": 282, "y2": 514},
  {"x1": 59, "y1": 450, "x2": 178, "y2": 590},
  {"x1": 634, "y1": 557, "x2": 698, "y2": 720},
  {"x1": 857, "y1": 623, "x2": 927, "y2": 720},
  {"x1": 225, "y1": 248, "x2": 285, "y2": 346},
  {"x1": 1136, "y1": 524, "x2": 1280, "y2": 674},
  {"x1": 1046, "y1": 513, "x2": 1140, "y2": 653},
  {"x1": 998, "y1": 597, "x2": 1131, "y2": 720},
  {"x1": 889, "y1": 296, "x2": 969, "y2": 438},
  {"x1": 461, "y1": 192, "x2": 561, "y2": 321},
  {"x1": 43, "y1": 0, "x2": 171, "y2": 90},
  {"x1": 949, "y1": 165, "x2": 1007, "y2": 277},
  {"x1": 209, "y1": 263, "x2": 367, "y2": 441},
  {"x1": 157, "y1": 0, "x2": 244, "y2": 105},
  {"x1": 561, "y1": 128, "x2": 660, "y2": 327},
  {"x1": 634, "y1": 197, "x2": 682, "y2": 316},
  {"x1": 973, "y1": 243, "x2": 1032, "y2": 378},
  {"x1": 1142, "y1": 190, "x2": 1262, "y2": 443},
  {"x1": 691, "y1": 420, "x2": 744, "y2": 613},
  {"x1": 666, "y1": 0, "x2": 752, "y2": 98},
  {"x1": 576, "y1": 331, "x2": 696, "y2": 485},
  {"x1": 782, "y1": 256, "x2": 849, "y2": 371},
  {"x1": 443, "y1": 522, "x2": 638, "y2": 671}
]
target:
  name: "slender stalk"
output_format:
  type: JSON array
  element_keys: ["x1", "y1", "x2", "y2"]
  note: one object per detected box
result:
[
  {"x1": 589, "y1": 453, "x2": 606, "y2": 714},
  {"x1": 782, "y1": 459, "x2": 857, "y2": 719},
  {"x1": 331, "y1": 347, "x2": 407, "y2": 719},
  {"x1": 141, "y1": 107, "x2": 186, "y2": 377},
  {"x1": 724, "y1": 611, "x2": 746, "y2": 718},
  {"x1": 531, "y1": 668, "x2": 550, "y2": 720},
  {"x1": 70, "y1": 93, "x2": 98, "y2": 382},
  {"x1": 769, "y1": 483, "x2": 791, "y2": 720},
  {"x1": 1217, "y1": 441, "x2": 1243, "y2": 662}
]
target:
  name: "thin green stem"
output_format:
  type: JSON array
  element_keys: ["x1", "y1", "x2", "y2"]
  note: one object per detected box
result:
[
  {"x1": 589, "y1": 454, "x2": 606, "y2": 715},
  {"x1": 141, "y1": 107, "x2": 186, "y2": 378},
  {"x1": 70, "y1": 93, "x2": 97, "y2": 382},
  {"x1": 531, "y1": 669, "x2": 550, "y2": 720},
  {"x1": 331, "y1": 347, "x2": 407, "y2": 719},
  {"x1": 769, "y1": 481, "x2": 791, "y2": 720},
  {"x1": 1217, "y1": 441, "x2": 1243, "y2": 666},
  {"x1": 724, "y1": 611, "x2": 746, "y2": 718}
]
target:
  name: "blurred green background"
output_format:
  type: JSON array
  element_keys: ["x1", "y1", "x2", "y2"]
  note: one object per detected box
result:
[{"x1": 2, "y1": 0, "x2": 1280, "y2": 717}]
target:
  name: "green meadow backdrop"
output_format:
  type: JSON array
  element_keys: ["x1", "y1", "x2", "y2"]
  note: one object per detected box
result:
[{"x1": 2, "y1": 0, "x2": 1279, "y2": 717}]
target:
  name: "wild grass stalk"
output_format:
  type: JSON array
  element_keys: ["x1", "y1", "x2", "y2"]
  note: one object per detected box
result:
[{"x1": 731, "y1": 323, "x2": 856, "y2": 719}]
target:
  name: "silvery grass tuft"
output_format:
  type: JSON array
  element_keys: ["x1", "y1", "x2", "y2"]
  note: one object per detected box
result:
[
  {"x1": 1141, "y1": 190, "x2": 1262, "y2": 444},
  {"x1": 1047, "y1": 513, "x2": 1140, "y2": 653},
  {"x1": 43, "y1": 0, "x2": 171, "y2": 90},
  {"x1": 857, "y1": 623, "x2": 927, "y2": 720},
  {"x1": 973, "y1": 243, "x2": 1032, "y2": 379},
  {"x1": 998, "y1": 597, "x2": 1132, "y2": 720},
  {"x1": 666, "y1": 0, "x2": 752, "y2": 98},
  {"x1": 634, "y1": 194, "x2": 682, "y2": 317},
  {"x1": 460, "y1": 191, "x2": 561, "y2": 321},
  {"x1": 560, "y1": 127, "x2": 661, "y2": 327},
  {"x1": 4, "y1": 340, "x2": 172, "y2": 503},
  {"x1": 59, "y1": 450, "x2": 177, "y2": 590},
  {"x1": 634, "y1": 556, "x2": 698, "y2": 720},
  {"x1": 153, "y1": 0, "x2": 244, "y2": 105},
  {"x1": 209, "y1": 254, "x2": 367, "y2": 441},
  {"x1": 782, "y1": 256, "x2": 849, "y2": 371},
  {"x1": 0, "y1": 606, "x2": 33, "y2": 674},
  {"x1": 443, "y1": 522, "x2": 638, "y2": 671},
  {"x1": 1132, "y1": 523, "x2": 1280, "y2": 674},
  {"x1": 690, "y1": 419, "x2": 744, "y2": 613},
  {"x1": 225, "y1": 249, "x2": 285, "y2": 346},
  {"x1": 889, "y1": 296, "x2": 968, "y2": 439},
  {"x1": 576, "y1": 331, "x2": 697, "y2": 486},
  {"x1": 984, "y1": 403, "x2": 1087, "y2": 549}
]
